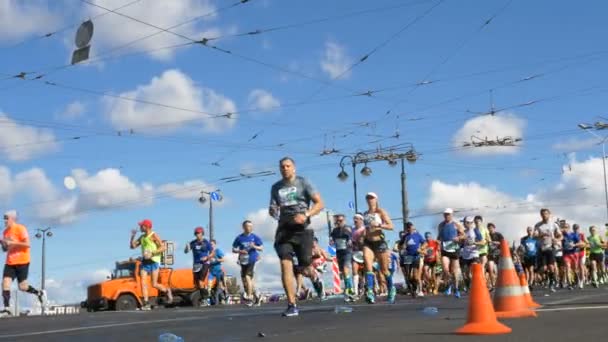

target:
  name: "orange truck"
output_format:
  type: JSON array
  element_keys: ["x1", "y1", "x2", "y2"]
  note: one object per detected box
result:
[{"x1": 83, "y1": 258, "x2": 217, "y2": 311}]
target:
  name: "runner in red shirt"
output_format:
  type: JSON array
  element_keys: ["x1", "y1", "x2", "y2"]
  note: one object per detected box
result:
[{"x1": 422, "y1": 232, "x2": 440, "y2": 295}]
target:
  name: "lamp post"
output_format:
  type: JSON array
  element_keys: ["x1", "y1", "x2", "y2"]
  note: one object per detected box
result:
[
  {"x1": 336, "y1": 144, "x2": 419, "y2": 230},
  {"x1": 35, "y1": 227, "x2": 52, "y2": 314},
  {"x1": 578, "y1": 124, "x2": 608, "y2": 223},
  {"x1": 199, "y1": 189, "x2": 222, "y2": 241}
]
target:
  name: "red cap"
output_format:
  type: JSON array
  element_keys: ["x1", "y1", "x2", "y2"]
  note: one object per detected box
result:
[
  {"x1": 138, "y1": 219, "x2": 153, "y2": 229},
  {"x1": 194, "y1": 227, "x2": 204, "y2": 234}
]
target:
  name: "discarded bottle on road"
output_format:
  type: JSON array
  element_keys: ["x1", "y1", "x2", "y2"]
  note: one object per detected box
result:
[
  {"x1": 421, "y1": 307, "x2": 439, "y2": 316},
  {"x1": 158, "y1": 333, "x2": 184, "y2": 342},
  {"x1": 334, "y1": 306, "x2": 353, "y2": 314}
]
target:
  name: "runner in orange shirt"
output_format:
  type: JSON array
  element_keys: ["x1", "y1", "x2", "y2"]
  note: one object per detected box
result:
[{"x1": 1, "y1": 210, "x2": 44, "y2": 316}]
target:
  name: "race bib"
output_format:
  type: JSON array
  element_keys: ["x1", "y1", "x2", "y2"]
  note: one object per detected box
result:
[
  {"x1": 426, "y1": 248, "x2": 435, "y2": 257},
  {"x1": 335, "y1": 238, "x2": 347, "y2": 250},
  {"x1": 442, "y1": 241, "x2": 457, "y2": 252},
  {"x1": 193, "y1": 263, "x2": 203, "y2": 273},
  {"x1": 565, "y1": 241, "x2": 574, "y2": 250},
  {"x1": 239, "y1": 253, "x2": 250, "y2": 265},
  {"x1": 278, "y1": 186, "x2": 298, "y2": 206},
  {"x1": 554, "y1": 250, "x2": 563, "y2": 257},
  {"x1": 403, "y1": 255, "x2": 415, "y2": 265}
]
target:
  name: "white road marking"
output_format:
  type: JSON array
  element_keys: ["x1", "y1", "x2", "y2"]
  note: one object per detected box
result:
[
  {"x1": 537, "y1": 305, "x2": 608, "y2": 312},
  {"x1": 544, "y1": 292, "x2": 607, "y2": 305}
]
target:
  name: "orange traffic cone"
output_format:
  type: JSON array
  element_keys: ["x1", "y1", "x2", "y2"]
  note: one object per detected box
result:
[
  {"x1": 493, "y1": 240, "x2": 537, "y2": 318},
  {"x1": 520, "y1": 273, "x2": 541, "y2": 308},
  {"x1": 455, "y1": 263, "x2": 511, "y2": 335}
]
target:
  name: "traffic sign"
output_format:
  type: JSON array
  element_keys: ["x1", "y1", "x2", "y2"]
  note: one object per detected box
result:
[
  {"x1": 348, "y1": 201, "x2": 354, "y2": 210},
  {"x1": 210, "y1": 191, "x2": 221, "y2": 201}
]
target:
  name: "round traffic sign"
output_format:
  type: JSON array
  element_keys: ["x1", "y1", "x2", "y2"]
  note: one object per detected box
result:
[{"x1": 210, "y1": 191, "x2": 221, "y2": 201}]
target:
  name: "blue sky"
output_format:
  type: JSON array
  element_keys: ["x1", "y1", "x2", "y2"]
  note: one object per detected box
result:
[{"x1": 1, "y1": 0, "x2": 607, "y2": 304}]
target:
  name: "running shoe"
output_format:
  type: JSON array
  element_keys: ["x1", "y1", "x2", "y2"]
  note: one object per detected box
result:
[
  {"x1": 141, "y1": 303, "x2": 152, "y2": 311},
  {"x1": 444, "y1": 286, "x2": 452, "y2": 296},
  {"x1": 454, "y1": 290, "x2": 461, "y2": 299},
  {"x1": 0, "y1": 308, "x2": 12, "y2": 317},
  {"x1": 37, "y1": 290, "x2": 46, "y2": 306},
  {"x1": 387, "y1": 287, "x2": 396, "y2": 304},
  {"x1": 282, "y1": 304, "x2": 299, "y2": 317},
  {"x1": 254, "y1": 293, "x2": 262, "y2": 306},
  {"x1": 417, "y1": 291, "x2": 425, "y2": 298},
  {"x1": 365, "y1": 289, "x2": 375, "y2": 304}
]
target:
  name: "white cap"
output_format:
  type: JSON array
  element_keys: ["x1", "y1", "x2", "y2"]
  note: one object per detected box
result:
[
  {"x1": 464, "y1": 216, "x2": 474, "y2": 223},
  {"x1": 443, "y1": 208, "x2": 454, "y2": 214},
  {"x1": 354, "y1": 214, "x2": 364, "y2": 220},
  {"x1": 4, "y1": 210, "x2": 17, "y2": 219},
  {"x1": 366, "y1": 192, "x2": 378, "y2": 199}
]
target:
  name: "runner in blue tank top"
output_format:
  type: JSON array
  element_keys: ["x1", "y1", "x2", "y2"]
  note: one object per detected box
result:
[{"x1": 436, "y1": 208, "x2": 464, "y2": 298}]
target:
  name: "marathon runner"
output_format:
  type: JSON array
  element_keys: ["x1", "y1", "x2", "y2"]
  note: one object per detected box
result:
[
  {"x1": 361, "y1": 192, "x2": 395, "y2": 304},
  {"x1": 474, "y1": 216, "x2": 491, "y2": 285},
  {"x1": 184, "y1": 226, "x2": 213, "y2": 307},
  {"x1": 573, "y1": 224, "x2": 588, "y2": 287},
  {"x1": 130, "y1": 219, "x2": 173, "y2": 310},
  {"x1": 487, "y1": 223, "x2": 504, "y2": 291},
  {"x1": 1, "y1": 210, "x2": 44, "y2": 316},
  {"x1": 520, "y1": 226, "x2": 540, "y2": 288},
  {"x1": 534, "y1": 209, "x2": 561, "y2": 292},
  {"x1": 398, "y1": 222, "x2": 425, "y2": 298},
  {"x1": 269, "y1": 157, "x2": 324, "y2": 317},
  {"x1": 351, "y1": 214, "x2": 366, "y2": 297},
  {"x1": 460, "y1": 216, "x2": 484, "y2": 290},
  {"x1": 588, "y1": 225, "x2": 606, "y2": 287},
  {"x1": 330, "y1": 214, "x2": 355, "y2": 301},
  {"x1": 437, "y1": 208, "x2": 464, "y2": 298},
  {"x1": 422, "y1": 232, "x2": 440, "y2": 295},
  {"x1": 561, "y1": 223, "x2": 584, "y2": 290},
  {"x1": 309, "y1": 237, "x2": 329, "y2": 300},
  {"x1": 209, "y1": 239, "x2": 226, "y2": 305},
  {"x1": 232, "y1": 220, "x2": 263, "y2": 307}
]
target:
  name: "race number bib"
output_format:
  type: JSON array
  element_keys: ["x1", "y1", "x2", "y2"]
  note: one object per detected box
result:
[
  {"x1": 403, "y1": 255, "x2": 415, "y2": 265},
  {"x1": 278, "y1": 186, "x2": 298, "y2": 206},
  {"x1": 239, "y1": 253, "x2": 250, "y2": 265},
  {"x1": 335, "y1": 238, "x2": 347, "y2": 250},
  {"x1": 193, "y1": 263, "x2": 203, "y2": 273},
  {"x1": 426, "y1": 248, "x2": 435, "y2": 257},
  {"x1": 442, "y1": 241, "x2": 457, "y2": 252}
]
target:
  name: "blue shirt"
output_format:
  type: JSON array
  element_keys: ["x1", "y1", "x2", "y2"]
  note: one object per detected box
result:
[
  {"x1": 562, "y1": 232, "x2": 580, "y2": 254},
  {"x1": 400, "y1": 231, "x2": 425, "y2": 256},
  {"x1": 520, "y1": 236, "x2": 539, "y2": 257},
  {"x1": 189, "y1": 239, "x2": 213, "y2": 264},
  {"x1": 211, "y1": 248, "x2": 224, "y2": 270},
  {"x1": 232, "y1": 233, "x2": 263, "y2": 263},
  {"x1": 389, "y1": 253, "x2": 399, "y2": 273}
]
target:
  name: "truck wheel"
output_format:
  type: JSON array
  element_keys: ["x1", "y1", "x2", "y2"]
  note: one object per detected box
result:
[
  {"x1": 115, "y1": 294, "x2": 138, "y2": 311},
  {"x1": 190, "y1": 291, "x2": 201, "y2": 307}
]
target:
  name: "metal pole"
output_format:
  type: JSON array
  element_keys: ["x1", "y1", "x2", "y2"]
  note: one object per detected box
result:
[
  {"x1": 602, "y1": 141, "x2": 608, "y2": 224},
  {"x1": 209, "y1": 198, "x2": 214, "y2": 241},
  {"x1": 352, "y1": 163, "x2": 358, "y2": 213},
  {"x1": 326, "y1": 211, "x2": 332, "y2": 238},
  {"x1": 41, "y1": 233, "x2": 46, "y2": 315},
  {"x1": 400, "y1": 158, "x2": 409, "y2": 230}
]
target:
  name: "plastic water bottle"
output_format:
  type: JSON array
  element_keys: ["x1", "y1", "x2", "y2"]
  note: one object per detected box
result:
[
  {"x1": 158, "y1": 333, "x2": 184, "y2": 342},
  {"x1": 421, "y1": 307, "x2": 438, "y2": 316},
  {"x1": 334, "y1": 306, "x2": 353, "y2": 314}
]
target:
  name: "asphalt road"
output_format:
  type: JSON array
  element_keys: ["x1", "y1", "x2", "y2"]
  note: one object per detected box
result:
[{"x1": 1, "y1": 287, "x2": 608, "y2": 342}]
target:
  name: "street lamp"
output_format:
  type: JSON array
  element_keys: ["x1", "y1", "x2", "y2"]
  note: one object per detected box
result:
[
  {"x1": 360, "y1": 164, "x2": 373, "y2": 176},
  {"x1": 578, "y1": 123, "x2": 608, "y2": 223},
  {"x1": 35, "y1": 227, "x2": 52, "y2": 314},
  {"x1": 338, "y1": 152, "x2": 369, "y2": 213},
  {"x1": 199, "y1": 189, "x2": 222, "y2": 241}
]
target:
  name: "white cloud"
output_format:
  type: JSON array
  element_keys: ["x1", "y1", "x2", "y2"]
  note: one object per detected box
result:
[
  {"x1": 453, "y1": 113, "x2": 526, "y2": 155},
  {"x1": 57, "y1": 101, "x2": 86, "y2": 121},
  {"x1": 105, "y1": 69, "x2": 237, "y2": 134},
  {"x1": 425, "y1": 156, "x2": 608, "y2": 243},
  {"x1": 552, "y1": 137, "x2": 599, "y2": 152},
  {"x1": 0, "y1": 1, "x2": 60, "y2": 42},
  {"x1": 81, "y1": 0, "x2": 220, "y2": 61},
  {"x1": 247, "y1": 89, "x2": 280, "y2": 113},
  {"x1": 44, "y1": 269, "x2": 111, "y2": 305},
  {"x1": 0, "y1": 113, "x2": 59, "y2": 161},
  {"x1": 320, "y1": 40, "x2": 352, "y2": 79},
  {"x1": 157, "y1": 180, "x2": 213, "y2": 200}
]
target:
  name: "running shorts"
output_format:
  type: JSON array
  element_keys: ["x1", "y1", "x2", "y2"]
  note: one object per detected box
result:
[
  {"x1": 590, "y1": 252, "x2": 604, "y2": 264},
  {"x1": 240, "y1": 262, "x2": 256, "y2": 278},
  {"x1": 363, "y1": 239, "x2": 388, "y2": 253},
  {"x1": 274, "y1": 225, "x2": 314, "y2": 268},
  {"x1": 540, "y1": 250, "x2": 556, "y2": 266},
  {"x1": 3, "y1": 263, "x2": 29, "y2": 283}
]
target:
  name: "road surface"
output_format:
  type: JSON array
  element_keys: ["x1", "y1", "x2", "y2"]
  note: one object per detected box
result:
[{"x1": 1, "y1": 287, "x2": 607, "y2": 341}]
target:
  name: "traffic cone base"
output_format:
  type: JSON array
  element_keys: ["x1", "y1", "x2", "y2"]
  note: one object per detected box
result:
[
  {"x1": 496, "y1": 308, "x2": 537, "y2": 319},
  {"x1": 456, "y1": 322, "x2": 512, "y2": 335},
  {"x1": 519, "y1": 273, "x2": 541, "y2": 308},
  {"x1": 455, "y1": 263, "x2": 511, "y2": 335}
]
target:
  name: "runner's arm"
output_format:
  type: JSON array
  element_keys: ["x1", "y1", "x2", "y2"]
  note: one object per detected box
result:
[
  {"x1": 252, "y1": 235, "x2": 264, "y2": 251},
  {"x1": 377, "y1": 208, "x2": 393, "y2": 230},
  {"x1": 306, "y1": 192, "x2": 324, "y2": 218},
  {"x1": 130, "y1": 234, "x2": 140, "y2": 249}
]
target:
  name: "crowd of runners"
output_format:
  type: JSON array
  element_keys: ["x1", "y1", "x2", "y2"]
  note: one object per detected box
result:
[{"x1": 1, "y1": 156, "x2": 607, "y2": 318}]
